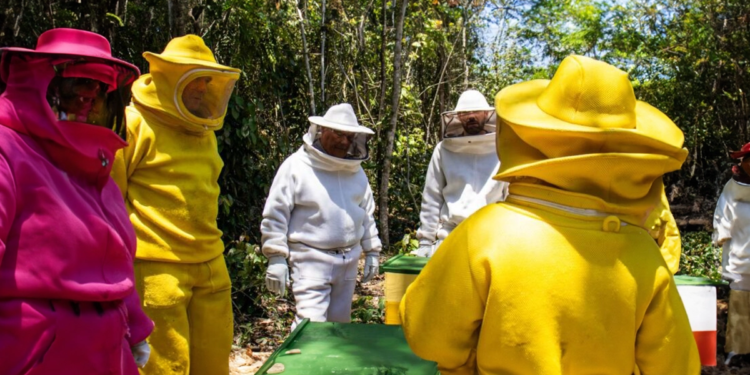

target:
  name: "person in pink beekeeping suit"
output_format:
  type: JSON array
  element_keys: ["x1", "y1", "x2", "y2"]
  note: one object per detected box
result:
[{"x1": 0, "y1": 28, "x2": 154, "y2": 374}]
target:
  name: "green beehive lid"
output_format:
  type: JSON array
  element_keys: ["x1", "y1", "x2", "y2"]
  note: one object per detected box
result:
[
  {"x1": 380, "y1": 254, "x2": 429, "y2": 275},
  {"x1": 674, "y1": 275, "x2": 728, "y2": 286},
  {"x1": 254, "y1": 320, "x2": 440, "y2": 375}
]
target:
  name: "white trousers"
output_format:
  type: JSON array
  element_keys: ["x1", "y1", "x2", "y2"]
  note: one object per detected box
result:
[{"x1": 288, "y1": 243, "x2": 362, "y2": 329}]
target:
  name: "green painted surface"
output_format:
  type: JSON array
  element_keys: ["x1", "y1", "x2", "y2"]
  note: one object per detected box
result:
[
  {"x1": 380, "y1": 254, "x2": 429, "y2": 275},
  {"x1": 674, "y1": 275, "x2": 728, "y2": 286},
  {"x1": 255, "y1": 320, "x2": 439, "y2": 375}
]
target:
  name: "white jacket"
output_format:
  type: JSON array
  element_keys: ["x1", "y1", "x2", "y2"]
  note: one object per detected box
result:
[
  {"x1": 416, "y1": 133, "x2": 508, "y2": 245},
  {"x1": 261, "y1": 129, "x2": 382, "y2": 259},
  {"x1": 714, "y1": 178, "x2": 750, "y2": 277}
]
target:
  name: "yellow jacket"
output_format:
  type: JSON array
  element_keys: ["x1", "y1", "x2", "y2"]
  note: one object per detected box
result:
[
  {"x1": 400, "y1": 55, "x2": 700, "y2": 374},
  {"x1": 400, "y1": 184, "x2": 700, "y2": 374},
  {"x1": 112, "y1": 35, "x2": 239, "y2": 263},
  {"x1": 112, "y1": 106, "x2": 224, "y2": 263}
]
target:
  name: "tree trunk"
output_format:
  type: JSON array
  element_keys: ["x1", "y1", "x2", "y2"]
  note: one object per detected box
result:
[
  {"x1": 356, "y1": 0, "x2": 375, "y2": 117},
  {"x1": 169, "y1": 0, "x2": 190, "y2": 37},
  {"x1": 377, "y1": 0, "x2": 408, "y2": 249},
  {"x1": 187, "y1": 3, "x2": 203, "y2": 35},
  {"x1": 438, "y1": 45, "x2": 445, "y2": 143},
  {"x1": 167, "y1": 0, "x2": 174, "y2": 36},
  {"x1": 377, "y1": 0, "x2": 388, "y2": 121},
  {"x1": 375, "y1": 0, "x2": 389, "y2": 176},
  {"x1": 118, "y1": 0, "x2": 128, "y2": 25},
  {"x1": 46, "y1": 0, "x2": 55, "y2": 29},
  {"x1": 297, "y1": 2, "x2": 316, "y2": 115},
  {"x1": 12, "y1": 0, "x2": 25, "y2": 37},
  {"x1": 320, "y1": 0, "x2": 327, "y2": 108},
  {"x1": 462, "y1": 8, "x2": 469, "y2": 89}
]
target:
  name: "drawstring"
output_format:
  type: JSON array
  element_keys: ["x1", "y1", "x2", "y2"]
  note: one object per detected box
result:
[
  {"x1": 507, "y1": 194, "x2": 628, "y2": 231},
  {"x1": 508, "y1": 194, "x2": 611, "y2": 218}
]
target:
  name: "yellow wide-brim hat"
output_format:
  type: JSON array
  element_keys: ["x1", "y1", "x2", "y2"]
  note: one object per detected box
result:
[
  {"x1": 494, "y1": 55, "x2": 688, "y2": 204},
  {"x1": 143, "y1": 34, "x2": 239, "y2": 73}
]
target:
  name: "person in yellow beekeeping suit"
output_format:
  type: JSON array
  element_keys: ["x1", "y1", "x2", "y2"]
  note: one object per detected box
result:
[
  {"x1": 400, "y1": 55, "x2": 701, "y2": 374},
  {"x1": 111, "y1": 35, "x2": 240, "y2": 375}
]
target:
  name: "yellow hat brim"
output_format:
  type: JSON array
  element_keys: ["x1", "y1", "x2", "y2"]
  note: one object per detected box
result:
[
  {"x1": 143, "y1": 51, "x2": 241, "y2": 73},
  {"x1": 496, "y1": 79, "x2": 687, "y2": 160}
]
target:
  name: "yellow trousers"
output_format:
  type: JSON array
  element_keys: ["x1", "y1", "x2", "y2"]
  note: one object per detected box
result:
[{"x1": 135, "y1": 255, "x2": 233, "y2": 375}]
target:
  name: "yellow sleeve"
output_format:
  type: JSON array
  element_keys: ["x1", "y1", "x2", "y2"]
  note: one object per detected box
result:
[
  {"x1": 111, "y1": 107, "x2": 149, "y2": 200},
  {"x1": 635, "y1": 271, "x2": 701, "y2": 374},
  {"x1": 657, "y1": 204, "x2": 681, "y2": 275},
  {"x1": 646, "y1": 189, "x2": 681, "y2": 274},
  {"x1": 400, "y1": 225, "x2": 486, "y2": 374}
]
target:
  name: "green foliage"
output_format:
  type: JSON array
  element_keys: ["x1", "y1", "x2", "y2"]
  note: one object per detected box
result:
[
  {"x1": 388, "y1": 127, "x2": 430, "y2": 243},
  {"x1": 485, "y1": 0, "x2": 750, "y2": 204},
  {"x1": 678, "y1": 231, "x2": 723, "y2": 280},
  {"x1": 351, "y1": 295, "x2": 385, "y2": 324},
  {"x1": 394, "y1": 232, "x2": 420, "y2": 255},
  {"x1": 224, "y1": 240, "x2": 267, "y2": 344}
]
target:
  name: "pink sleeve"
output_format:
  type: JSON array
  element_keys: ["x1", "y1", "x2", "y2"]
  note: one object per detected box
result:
[
  {"x1": 0, "y1": 155, "x2": 16, "y2": 266},
  {"x1": 124, "y1": 286, "x2": 154, "y2": 346},
  {"x1": 121, "y1": 212, "x2": 153, "y2": 346}
]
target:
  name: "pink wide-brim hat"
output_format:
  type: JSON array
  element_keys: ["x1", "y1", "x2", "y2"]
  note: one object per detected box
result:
[{"x1": 0, "y1": 28, "x2": 139, "y2": 82}]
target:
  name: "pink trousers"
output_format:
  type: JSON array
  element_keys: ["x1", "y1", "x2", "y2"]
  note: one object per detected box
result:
[{"x1": 0, "y1": 298, "x2": 139, "y2": 375}]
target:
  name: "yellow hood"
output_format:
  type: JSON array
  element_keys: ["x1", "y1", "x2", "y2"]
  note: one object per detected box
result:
[
  {"x1": 132, "y1": 35, "x2": 240, "y2": 133},
  {"x1": 494, "y1": 55, "x2": 688, "y2": 224}
]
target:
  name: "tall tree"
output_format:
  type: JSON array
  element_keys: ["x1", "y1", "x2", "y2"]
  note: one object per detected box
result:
[
  {"x1": 296, "y1": 0, "x2": 317, "y2": 115},
  {"x1": 320, "y1": 0, "x2": 327, "y2": 107},
  {"x1": 378, "y1": 0, "x2": 409, "y2": 248}
]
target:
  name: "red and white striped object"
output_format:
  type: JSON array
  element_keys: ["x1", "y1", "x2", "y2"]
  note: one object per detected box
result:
[{"x1": 676, "y1": 284, "x2": 717, "y2": 366}]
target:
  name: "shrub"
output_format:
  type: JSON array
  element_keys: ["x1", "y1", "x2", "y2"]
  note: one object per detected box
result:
[{"x1": 678, "y1": 231, "x2": 723, "y2": 281}]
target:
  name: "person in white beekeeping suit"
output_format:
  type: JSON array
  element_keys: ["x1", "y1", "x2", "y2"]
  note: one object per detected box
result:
[
  {"x1": 714, "y1": 141, "x2": 750, "y2": 365},
  {"x1": 261, "y1": 103, "x2": 382, "y2": 328},
  {"x1": 413, "y1": 90, "x2": 509, "y2": 257}
]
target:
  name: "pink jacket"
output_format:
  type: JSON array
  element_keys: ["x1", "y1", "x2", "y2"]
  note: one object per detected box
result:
[{"x1": 0, "y1": 54, "x2": 153, "y2": 345}]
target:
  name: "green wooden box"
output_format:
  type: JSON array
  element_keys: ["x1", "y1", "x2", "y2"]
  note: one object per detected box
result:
[{"x1": 254, "y1": 319, "x2": 439, "y2": 375}]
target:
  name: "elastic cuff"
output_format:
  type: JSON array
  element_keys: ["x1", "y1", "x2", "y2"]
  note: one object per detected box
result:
[
  {"x1": 127, "y1": 319, "x2": 154, "y2": 347},
  {"x1": 262, "y1": 246, "x2": 289, "y2": 259},
  {"x1": 268, "y1": 255, "x2": 288, "y2": 265}
]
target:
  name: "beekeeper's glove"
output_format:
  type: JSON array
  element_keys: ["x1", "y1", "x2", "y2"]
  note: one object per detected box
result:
[
  {"x1": 266, "y1": 256, "x2": 289, "y2": 296},
  {"x1": 131, "y1": 340, "x2": 150, "y2": 368},
  {"x1": 411, "y1": 243, "x2": 433, "y2": 257},
  {"x1": 361, "y1": 252, "x2": 379, "y2": 283}
]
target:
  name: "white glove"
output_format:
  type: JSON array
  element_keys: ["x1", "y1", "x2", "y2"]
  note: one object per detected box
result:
[
  {"x1": 361, "y1": 252, "x2": 379, "y2": 283},
  {"x1": 265, "y1": 256, "x2": 289, "y2": 296},
  {"x1": 131, "y1": 340, "x2": 150, "y2": 368},
  {"x1": 411, "y1": 244, "x2": 433, "y2": 257}
]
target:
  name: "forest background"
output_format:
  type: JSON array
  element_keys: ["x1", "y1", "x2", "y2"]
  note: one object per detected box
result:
[{"x1": 0, "y1": 0, "x2": 747, "y2": 347}]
